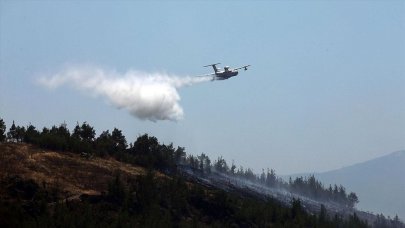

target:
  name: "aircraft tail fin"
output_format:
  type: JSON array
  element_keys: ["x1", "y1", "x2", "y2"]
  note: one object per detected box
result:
[{"x1": 203, "y1": 63, "x2": 220, "y2": 73}]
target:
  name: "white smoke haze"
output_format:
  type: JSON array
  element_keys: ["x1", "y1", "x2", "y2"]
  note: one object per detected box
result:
[{"x1": 38, "y1": 65, "x2": 211, "y2": 121}]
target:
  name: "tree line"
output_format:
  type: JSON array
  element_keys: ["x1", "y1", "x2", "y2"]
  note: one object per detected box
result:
[
  {"x1": 0, "y1": 119, "x2": 186, "y2": 173},
  {"x1": 1, "y1": 118, "x2": 404, "y2": 227},
  {"x1": 182, "y1": 151, "x2": 359, "y2": 208},
  {"x1": 0, "y1": 118, "x2": 357, "y2": 208}
]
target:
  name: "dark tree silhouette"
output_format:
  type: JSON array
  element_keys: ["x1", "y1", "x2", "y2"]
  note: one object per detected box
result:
[
  {"x1": 7, "y1": 121, "x2": 17, "y2": 142},
  {"x1": 348, "y1": 192, "x2": 359, "y2": 208},
  {"x1": 0, "y1": 118, "x2": 6, "y2": 142},
  {"x1": 24, "y1": 124, "x2": 40, "y2": 144},
  {"x1": 15, "y1": 126, "x2": 26, "y2": 143},
  {"x1": 79, "y1": 122, "x2": 95, "y2": 142},
  {"x1": 95, "y1": 130, "x2": 113, "y2": 156},
  {"x1": 111, "y1": 128, "x2": 127, "y2": 152}
]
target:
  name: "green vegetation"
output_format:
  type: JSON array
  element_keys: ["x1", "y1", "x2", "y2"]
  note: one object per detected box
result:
[
  {"x1": 0, "y1": 118, "x2": 402, "y2": 227},
  {"x1": 0, "y1": 118, "x2": 6, "y2": 142},
  {"x1": 1, "y1": 171, "x2": 370, "y2": 228},
  {"x1": 1, "y1": 120, "x2": 359, "y2": 208}
]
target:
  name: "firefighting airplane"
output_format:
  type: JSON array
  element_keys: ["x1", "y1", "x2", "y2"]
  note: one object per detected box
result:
[{"x1": 202, "y1": 63, "x2": 251, "y2": 80}]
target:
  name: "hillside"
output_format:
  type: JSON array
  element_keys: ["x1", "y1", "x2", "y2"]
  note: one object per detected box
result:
[
  {"x1": 289, "y1": 150, "x2": 405, "y2": 220},
  {"x1": 0, "y1": 142, "x2": 374, "y2": 227},
  {"x1": 0, "y1": 143, "x2": 146, "y2": 199},
  {"x1": 0, "y1": 116, "x2": 403, "y2": 227}
]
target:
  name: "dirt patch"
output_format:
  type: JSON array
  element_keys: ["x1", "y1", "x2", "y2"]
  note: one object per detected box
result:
[{"x1": 0, "y1": 143, "x2": 146, "y2": 198}]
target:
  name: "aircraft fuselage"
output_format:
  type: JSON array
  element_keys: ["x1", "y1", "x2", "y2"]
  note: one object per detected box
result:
[{"x1": 214, "y1": 71, "x2": 238, "y2": 80}]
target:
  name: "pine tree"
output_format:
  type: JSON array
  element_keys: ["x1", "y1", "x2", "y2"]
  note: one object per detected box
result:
[
  {"x1": 24, "y1": 124, "x2": 39, "y2": 144},
  {"x1": 0, "y1": 118, "x2": 6, "y2": 142},
  {"x1": 348, "y1": 192, "x2": 359, "y2": 208},
  {"x1": 80, "y1": 122, "x2": 95, "y2": 142},
  {"x1": 7, "y1": 121, "x2": 17, "y2": 142},
  {"x1": 15, "y1": 126, "x2": 26, "y2": 142},
  {"x1": 111, "y1": 128, "x2": 127, "y2": 152}
]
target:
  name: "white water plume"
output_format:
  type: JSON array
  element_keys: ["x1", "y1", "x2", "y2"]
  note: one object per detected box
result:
[{"x1": 38, "y1": 65, "x2": 211, "y2": 121}]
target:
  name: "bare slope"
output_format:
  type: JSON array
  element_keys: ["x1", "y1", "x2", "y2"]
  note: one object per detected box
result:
[{"x1": 0, "y1": 143, "x2": 145, "y2": 198}]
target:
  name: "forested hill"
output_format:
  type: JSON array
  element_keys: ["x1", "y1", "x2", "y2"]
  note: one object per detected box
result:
[
  {"x1": 0, "y1": 143, "x2": 368, "y2": 227},
  {"x1": 0, "y1": 118, "x2": 403, "y2": 227}
]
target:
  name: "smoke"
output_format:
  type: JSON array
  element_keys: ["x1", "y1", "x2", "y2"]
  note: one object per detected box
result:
[{"x1": 38, "y1": 65, "x2": 211, "y2": 121}]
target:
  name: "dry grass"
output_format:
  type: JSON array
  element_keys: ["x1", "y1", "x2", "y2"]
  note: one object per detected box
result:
[{"x1": 0, "y1": 143, "x2": 146, "y2": 198}]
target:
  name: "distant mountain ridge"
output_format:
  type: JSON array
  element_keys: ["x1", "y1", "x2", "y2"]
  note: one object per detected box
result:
[{"x1": 288, "y1": 150, "x2": 405, "y2": 220}]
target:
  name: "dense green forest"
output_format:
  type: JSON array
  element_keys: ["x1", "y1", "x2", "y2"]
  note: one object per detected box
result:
[{"x1": 0, "y1": 118, "x2": 403, "y2": 227}]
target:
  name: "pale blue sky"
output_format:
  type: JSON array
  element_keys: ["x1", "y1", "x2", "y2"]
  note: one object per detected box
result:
[{"x1": 1, "y1": 1, "x2": 404, "y2": 174}]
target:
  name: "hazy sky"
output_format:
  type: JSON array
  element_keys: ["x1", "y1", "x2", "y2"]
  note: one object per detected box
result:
[{"x1": 1, "y1": 1, "x2": 404, "y2": 174}]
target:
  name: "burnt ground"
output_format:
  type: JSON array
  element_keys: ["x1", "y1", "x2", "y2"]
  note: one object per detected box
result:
[{"x1": 179, "y1": 167, "x2": 384, "y2": 225}]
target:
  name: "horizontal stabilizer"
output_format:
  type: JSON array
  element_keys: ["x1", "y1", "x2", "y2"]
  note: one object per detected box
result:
[{"x1": 203, "y1": 63, "x2": 221, "y2": 67}]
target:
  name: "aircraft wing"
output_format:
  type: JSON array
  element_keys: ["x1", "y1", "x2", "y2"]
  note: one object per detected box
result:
[{"x1": 233, "y1": 65, "x2": 251, "y2": 71}]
